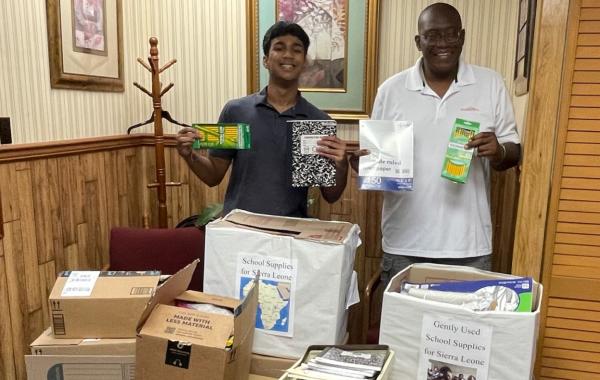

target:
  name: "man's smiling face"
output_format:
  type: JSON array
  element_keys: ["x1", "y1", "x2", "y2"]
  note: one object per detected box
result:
[
  {"x1": 263, "y1": 34, "x2": 306, "y2": 83},
  {"x1": 415, "y1": 7, "x2": 465, "y2": 79}
]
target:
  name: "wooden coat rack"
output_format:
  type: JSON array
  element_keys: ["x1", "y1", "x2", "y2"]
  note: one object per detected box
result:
[{"x1": 134, "y1": 37, "x2": 181, "y2": 228}]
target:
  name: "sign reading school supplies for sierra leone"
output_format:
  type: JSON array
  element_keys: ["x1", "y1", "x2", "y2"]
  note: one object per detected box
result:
[
  {"x1": 236, "y1": 253, "x2": 298, "y2": 338},
  {"x1": 418, "y1": 315, "x2": 492, "y2": 380},
  {"x1": 358, "y1": 120, "x2": 414, "y2": 191}
]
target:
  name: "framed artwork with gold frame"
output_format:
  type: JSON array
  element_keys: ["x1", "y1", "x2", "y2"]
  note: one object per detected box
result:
[
  {"x1": 246, "y1": 0, "x2": 380, "y2": 121},
  {"x1": 46, "y1": 0, "x2": 124, "y2": 92}
]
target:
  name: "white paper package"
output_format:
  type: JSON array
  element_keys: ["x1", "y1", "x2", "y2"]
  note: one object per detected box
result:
[
  {"x1": 358, "y1": 120, "x2": 414, "y2": 191},
  {"x1": 203, "y1": 210, "x2": 361, "y2": 359}
]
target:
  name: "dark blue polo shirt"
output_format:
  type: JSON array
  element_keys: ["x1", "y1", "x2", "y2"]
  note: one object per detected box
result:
[{"x1": 210, "y1": 87, "x2": 330, "y2": 217}]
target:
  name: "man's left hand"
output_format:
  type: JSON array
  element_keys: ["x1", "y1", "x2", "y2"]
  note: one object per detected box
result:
[
  {"x1": 465, "y1": 132, "x2": 503, "y2": 163},
  {"x1": 317, "y1": 136, "x2": 348, "y2": 168}
]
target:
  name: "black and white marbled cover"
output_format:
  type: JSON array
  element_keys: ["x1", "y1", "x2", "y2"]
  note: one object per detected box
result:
[{"x1": 290, "y1": 120, "x2": 337, "y2": 187}]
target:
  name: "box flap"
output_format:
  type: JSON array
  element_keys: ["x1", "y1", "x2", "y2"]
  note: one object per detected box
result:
[
  {"x1": 136, "y1": 260, "x2": 199, "y2": 332},
  {"x1": 233, "y1": 278, "x2": 258, "y2": 345},
  {"x1": 31, "y1": 328, "x2": 82, "y2": 348},
  {"x1": 175, "y1": 290, "x2": 239, "y2": 310},
  {"x1": 218, "y1": 209, "x2": 353, "y2": 244},
  {"x1": 139, "y1": 304, "x2": 234, "y2": 348}
]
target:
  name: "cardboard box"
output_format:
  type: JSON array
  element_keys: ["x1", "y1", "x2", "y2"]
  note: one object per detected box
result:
[
  {"x1": 278, "y1": 345, "x2": 395, "y2": 380},
  {"x1": 25, "y1": 355, "x2": 135, "y2": 380},
  {"x1": 379, "y1": 263, "x2": 542, "y2": 380},
  {"x1": 49, "y1": 270, "x2": 160, "y2": 338},
  {"x1": 136, "y1": 260, "x2": 258, "y2": 380},
  {"x1": 204, "y1": 210, "x2": 360, "y2": 359},
  {"x1": 30, "y1": 327, "x2": 136, "y2": 355}
]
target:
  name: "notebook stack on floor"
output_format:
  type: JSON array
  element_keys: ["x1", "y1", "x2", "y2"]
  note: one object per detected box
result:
[{"x1": 281, "y1": 345, "x2": 394, "y2": 380}]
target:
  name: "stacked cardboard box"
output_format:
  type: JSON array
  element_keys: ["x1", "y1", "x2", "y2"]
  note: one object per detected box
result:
[
  {"x1": 26, "y1": 269, "x2": 160, "y2": 379},
  {"x1": 26, "y1": 260, "x2": 259, "y2": 380}
]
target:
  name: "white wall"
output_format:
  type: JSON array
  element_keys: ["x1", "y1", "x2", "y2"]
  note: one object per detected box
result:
[
  {"x1": 0, "y1": 0, "x2": 523, "y2": 144},
  {"x1": 0, "y1": 0, "x2": 246, "y2": 143}
]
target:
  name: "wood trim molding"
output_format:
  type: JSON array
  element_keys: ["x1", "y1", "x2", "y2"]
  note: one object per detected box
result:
[
  {"x1": 0, "y1": 134, "x2": 178, "y2": 163},
  {"x1": 512, "y1": 0, "x2": 571, "y2": 279}
]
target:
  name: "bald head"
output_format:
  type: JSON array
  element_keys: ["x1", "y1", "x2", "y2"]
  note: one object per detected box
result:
[{"x1": 418, "y1": 3, "x2": 462, "y2": 34}]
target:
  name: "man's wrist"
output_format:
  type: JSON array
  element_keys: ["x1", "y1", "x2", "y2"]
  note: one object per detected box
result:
[{"x1": 497, "y1": 143, "x2": 506, "y2": 163}]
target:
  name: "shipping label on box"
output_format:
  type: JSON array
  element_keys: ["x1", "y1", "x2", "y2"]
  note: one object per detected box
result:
[{"x1": 49, "y1": 270, "x2": 160, "y2": 339}]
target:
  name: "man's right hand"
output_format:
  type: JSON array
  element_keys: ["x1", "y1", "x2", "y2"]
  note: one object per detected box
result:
[{"x1": 176, "y1": 127, "x2": 199, "y2": 158}]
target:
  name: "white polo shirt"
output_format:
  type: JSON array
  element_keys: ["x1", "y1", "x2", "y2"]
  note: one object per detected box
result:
[{"x1": 373, "y1": 58, "x2": 520, "y2": 258}]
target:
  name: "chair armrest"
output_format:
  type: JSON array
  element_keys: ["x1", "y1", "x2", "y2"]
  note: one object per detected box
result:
[{"x1": 361, "y1": 267, "x2": 382, "y2": 343}]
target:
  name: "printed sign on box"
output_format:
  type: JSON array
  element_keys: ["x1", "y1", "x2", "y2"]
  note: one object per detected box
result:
[
  {"x1": 237, "y1": 254, "x2": 297, "y2": 337},
  {"x1": 418, "y1": 315, "x2": 492, "y2": 379}
]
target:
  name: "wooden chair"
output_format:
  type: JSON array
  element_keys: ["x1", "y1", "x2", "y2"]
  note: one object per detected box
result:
[
  {"x1": 361, "y1": 267, "x2": 384, "y2": 344},
  {"x1": 108, "y1": 227, "x2": 205, "y2": 291}
]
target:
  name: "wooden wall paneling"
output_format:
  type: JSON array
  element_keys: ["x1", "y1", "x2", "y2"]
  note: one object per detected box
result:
[
  {"x1": 14, "y1": 164, "x2": 42, "y2": 314},
  {"x1": 116, "y1": 149, "x2": 131, "y2": 227},
  {"x1": 56, "y1": 155, "x2": 83, "y2": 246},
  {"x1": 38, "y1": 261, "x2": 56, "y2": 328},
  {"x1": 125, "y1": 149, "x2": 143, "y2": 227},
  {"x1": 512, "y1": 0, "x2": 570, "y2": 279},
  {"x1": 0, "y1": 254, "x2": 16, "y2": 380},
  {"x1": 104, "y1": 150, "x2": 121, "y2": 228},
  {"x1": 31, "y1": 160, "x2": 57, "y2": 264},
  {"x1": 3, "y1": 221, "x2": 28, "y2": 380},
  {"x1": 81, "y1": 153, "x2": 105, "y2": 268},
  {"x1": 0, "y1": 164, "x2": 20, "y2": 224}
]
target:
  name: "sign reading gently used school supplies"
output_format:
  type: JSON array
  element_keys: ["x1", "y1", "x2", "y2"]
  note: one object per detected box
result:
[
  {"x1": 419, "y1": 315, "x2": 492, "y2": 380},
  {"x1": 358, "y1": 120, "x2": 414, "y2": 191}
]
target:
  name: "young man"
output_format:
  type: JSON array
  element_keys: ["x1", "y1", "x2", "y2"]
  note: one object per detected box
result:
[
  {"x1": 176, "y1": 21, "x2": 348, "y2": 217},
  {"x1": 371, "y1": 3, "x2": 521, "y2": 284}
]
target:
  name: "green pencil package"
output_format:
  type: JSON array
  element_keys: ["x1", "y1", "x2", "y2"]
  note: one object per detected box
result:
[
  {"x1": 441, "y1": 118, "x2": 480, "y2": 183},
  {"x1": 192, "y1": 123, "x2": 251, "y2": 149}
]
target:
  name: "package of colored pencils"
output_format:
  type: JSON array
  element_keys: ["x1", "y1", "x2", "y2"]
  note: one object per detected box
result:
[
  {"x1": 441, "y1": 118, "x2": 479, "y2": 183},
  {"x1": 191, "y1": 123, "x2": 251, "y2": 149}
]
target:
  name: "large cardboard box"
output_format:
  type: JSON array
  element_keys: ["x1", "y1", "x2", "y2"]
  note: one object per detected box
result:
[
  {"x1": 25, "y1": 355, "x2": 135, "y2": 380},
  {"x1": 48, "y1": 270, "x2": 160, "y2": 338},
  {"x1": 204, "y1": 210, "x2": 360, "y2": 359},
  {"x1": 379, "y1": 263, "x2": 542, "y2": 380},
  {"x1": 136, "y1": 260, "x2": 258, "y2": 380},
  {"x1": 30, "y1": 327, "x2": 136, "y2": 355},
  {"x1": 26, "y1": 328, "x2": 136, "y2": 380}
]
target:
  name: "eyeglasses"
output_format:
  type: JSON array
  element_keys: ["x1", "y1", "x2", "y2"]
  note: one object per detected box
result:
[{"x1": 420, "y1": 30, "x2": 462, "y2": 44}]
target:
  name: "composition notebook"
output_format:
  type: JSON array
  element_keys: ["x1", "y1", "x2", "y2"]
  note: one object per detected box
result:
[{"x1": 289, "y1": 120, "x2": 337, "y2": 187}]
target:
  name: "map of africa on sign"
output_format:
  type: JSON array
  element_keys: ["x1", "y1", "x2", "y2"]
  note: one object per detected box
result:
[{"x1": 241, "y1": 277, "x2": 292, "y2": 336}]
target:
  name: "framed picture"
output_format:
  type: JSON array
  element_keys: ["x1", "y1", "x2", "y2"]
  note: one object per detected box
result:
[
  {"x1": 46, "y1": 0, "x2": 124, "y2": 92},
  {"x1": 246, "y1": 0, "x2": 380, "y2": 121},
  {"x1": 514, "y1": 0, "x2": 536, "y2": 96}
]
